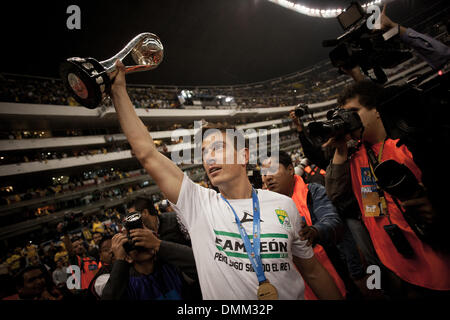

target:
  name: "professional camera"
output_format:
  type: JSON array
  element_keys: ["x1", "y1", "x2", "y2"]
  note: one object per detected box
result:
[
  {"x1": 323, "y1": 1, "x2": 412, "y2": 83},
  {"x1": 375, "y1": 160, "x2": 424, "y2": 201},
  {"x1": 123, "y1": 211, "x2": 144, "y2": 252},
  {"x1": 306, "y1": 107, "x2": 363, "y2": 145},
  {"x1": 374, "y1": 71, "x2": 450, "y2": 252},
  {"x1": 294, "y1": 103, "x2": 311, "y2": 118},
  {"x1": 373, "y1": 159, "x2": 442, "y2": 249}
]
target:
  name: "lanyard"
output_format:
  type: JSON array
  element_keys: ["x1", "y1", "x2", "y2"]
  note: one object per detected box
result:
[
  {"x1": 220, "y1": 189, "x2": 266, "y2": 284},
  {"x1": 367, "y1": 140, "x2": 385, "y2": 181},
  {"x1": 365, "y1": 140, "x2": 390, "y2": 220}
]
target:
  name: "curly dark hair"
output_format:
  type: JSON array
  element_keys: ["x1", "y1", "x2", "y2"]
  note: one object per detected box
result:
[{"x1": 337, "y1": 80, "x2": 385, "y2": 110}]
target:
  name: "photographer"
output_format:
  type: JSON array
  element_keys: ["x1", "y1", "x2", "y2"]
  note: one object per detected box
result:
[
  {"x1": 101, "y1": 223, "x2": 200, "y2": 300},
  {"x1": 290, "y1": 107, "x2": 380, "y2": 277},
  {"x1": 130, "y1": 196, "x2": 191, "y2": 247},
  {"x1": 325, "y1": 80, "x2": 450, "y2": 298}
]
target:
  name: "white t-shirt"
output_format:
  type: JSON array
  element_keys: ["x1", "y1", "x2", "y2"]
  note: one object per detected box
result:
[{"x1": 170, "y1": 174, "x2": 314, "y2": 300}]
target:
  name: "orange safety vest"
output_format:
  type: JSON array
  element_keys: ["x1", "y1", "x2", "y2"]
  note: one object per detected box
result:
[
  {"x1": 350, "y1": 139, "x2": 450, "y2": 290},
  {"x1": 291, "y1": 175, "x2": 347, "y2": 299},
  {"x1": 76, "y1": 256, "x2": 99, "y2": 290}
]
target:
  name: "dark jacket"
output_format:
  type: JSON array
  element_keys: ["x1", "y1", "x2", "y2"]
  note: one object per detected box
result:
[
  {"x1": 306, "y1": 183, "x2": 344, "y2": 247},
  {"x1": 325, "y1": 161, "x2": 362, "y2": 220},
  {"x1": 101, "y1": 241, "x2": 201, "y2": 300}
]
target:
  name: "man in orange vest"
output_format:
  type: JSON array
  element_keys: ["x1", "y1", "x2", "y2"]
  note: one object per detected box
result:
[
  {"x1": 261, "y1": 151, "x2": 347, "y2": 300},
  {"x1": 325, "y1": 80, "x2": 450, "y2": 298},
  {"x1": 63, "y1": 234, "x2": 98, "y2": 291}
]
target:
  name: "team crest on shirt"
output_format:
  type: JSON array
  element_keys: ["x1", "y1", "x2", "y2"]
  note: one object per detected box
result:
[{"x1": 275, "y1": 209, "x2": 292, "y2": 230}]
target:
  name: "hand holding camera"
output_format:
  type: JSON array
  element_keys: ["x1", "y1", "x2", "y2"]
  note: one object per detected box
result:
[
  {"x1": 129, "y1": 228, "x2": 161, "y2": 251},
  {"x1": 111, "y1": 233, "x2": 128, "y2": 261}
]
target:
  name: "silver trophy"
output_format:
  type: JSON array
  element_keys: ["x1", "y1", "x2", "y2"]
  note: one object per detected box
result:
[{"x1": 60, "y1": 33, "x2": 163, "y2": 109}]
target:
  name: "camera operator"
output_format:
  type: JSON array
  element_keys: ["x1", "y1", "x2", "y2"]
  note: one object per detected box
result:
[
  {"x1": 325, "y1": 80, "x2": 450, "y2": 298},
  {"x1": 262, "y1": 151, "x2": 381, "y2": 299},
  {"x1": 101, "y1": 216, "x2": 201, "y2": 300},
  {"x1": 380, "y1": 5, "x2": 450, "y2": 71},
  {"x1": 289, "y1": 108, "x2": 333, "y2": 171},
  {"x1": 340, "y1": 5, "x2": 450, "y2": 83},
  {"x1": 289, "y1": 108, "x2": 380, "y2": 277}
]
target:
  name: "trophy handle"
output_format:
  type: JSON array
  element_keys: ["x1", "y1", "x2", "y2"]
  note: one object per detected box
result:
[
  {"x1": 123, "y1": 65, "x2": 155, "y2": 74},
  {"x1": 99, "y1": 32, "x2": 162, "y2": 74}
]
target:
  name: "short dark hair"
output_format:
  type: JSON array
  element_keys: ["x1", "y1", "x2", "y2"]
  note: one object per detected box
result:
[
  {"x1": 201, "y1": 123, "x2": 247, "y2": 150},
  {"x1": 98, "y1": 235, "x2": 112, "y2": 250},
  {"x1": 337, "y1": 80, "x2": 384, "y2": 110},
  {"x1": 129, "y1": 196, "x2": 158, "y2": 216},
  {"x1": 14, "y1": 265, "x2": 44, "y2": 288},
  {"x1": 260, "y1": 151, "x2": 293, "y2": 169}
]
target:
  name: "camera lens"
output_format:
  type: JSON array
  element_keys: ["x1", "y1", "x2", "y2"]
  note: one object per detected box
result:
[
  {"x1": 124, "y1": 212, "x2": 143, "y2": 230},
  {"x1": 294, "y1": 108, "x2": 304, "y2": 118},
  {"x1": 374, "y1": 160, "x2": 423, "y2": 201}
]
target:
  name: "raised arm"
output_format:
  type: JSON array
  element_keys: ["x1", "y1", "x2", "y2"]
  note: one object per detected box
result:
[{"x1": 110, "y1": 60, "x2": 184, "y2": 204}]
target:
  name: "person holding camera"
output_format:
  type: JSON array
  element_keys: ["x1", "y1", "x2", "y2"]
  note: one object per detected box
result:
[
  {"x1": 101, "y1": 213, "x2": 200, "y2": 300},
  {"x1": 130, "y1": 196, "x2": 191, "y2": 247},
  {"x1": 289, "y1": 107, "x2": 333, "y2": 172},
  {"x1": 290, "y1": 107, "x2": 380, "y2": 291},
  {"x1": 107, "y1": 59, "x2": 343, "y2": 300},
  {"x1": 325, "y1": 80, "x2": 450, "y2": 298}
]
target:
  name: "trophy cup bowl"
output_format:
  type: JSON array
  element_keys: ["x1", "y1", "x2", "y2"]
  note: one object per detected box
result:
[{"x1": 60, "y1": 33, "x2": 163, "y2": 109}]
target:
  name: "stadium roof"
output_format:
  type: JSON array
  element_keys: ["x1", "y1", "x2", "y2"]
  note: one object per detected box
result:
[{"x1": 0, "y1": 0, "x2": 439, "y2": 86}]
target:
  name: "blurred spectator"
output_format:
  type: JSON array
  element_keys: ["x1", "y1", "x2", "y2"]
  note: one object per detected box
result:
[{"x1": 52, "y1": 258, "x2": 68, "y2": 288}]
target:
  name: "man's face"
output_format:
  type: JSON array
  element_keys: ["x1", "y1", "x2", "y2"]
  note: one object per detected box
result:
[
  {"x1": 93, "y1": 233, "x2": 103, "y2": 245},
  {"x1": 342, "y1": 97, "x2": 382, "y2": 143},
  {"x1": 202, "y1": 131, "x2": 247, "y2": 187},
  {"x1": 261, "y1": 158, "x2": 294, "y2": 197},
  {"x1": 20, "y1": 269, "x2": 46, "y2": 298},
  {"x1": 72, "y1": 240, "x2": 86, "y2": 256},
  {"x1": 99, "y1": 239, "x2": 113, "y2": 265}
]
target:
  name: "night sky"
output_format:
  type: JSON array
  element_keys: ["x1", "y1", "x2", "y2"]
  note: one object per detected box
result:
[{"x1": 0, "y1": 0, "x2": 436, "y2": 86}]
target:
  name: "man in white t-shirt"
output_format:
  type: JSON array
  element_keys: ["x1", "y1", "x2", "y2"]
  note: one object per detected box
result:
[{"x1": 109, "y1": 60, "x2": 343, "y2": 300}]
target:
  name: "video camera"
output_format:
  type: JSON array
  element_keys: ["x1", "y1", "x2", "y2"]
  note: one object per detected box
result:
[
  {"x1": 323, "y1": 1, "x2": 412, "y2": 84},
  {"x1": 306, "y1": 107, "x2": 363, "y2": 145},
  {"x1": 294, "y1": 103, "x2": 317, "y2": 121}
]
